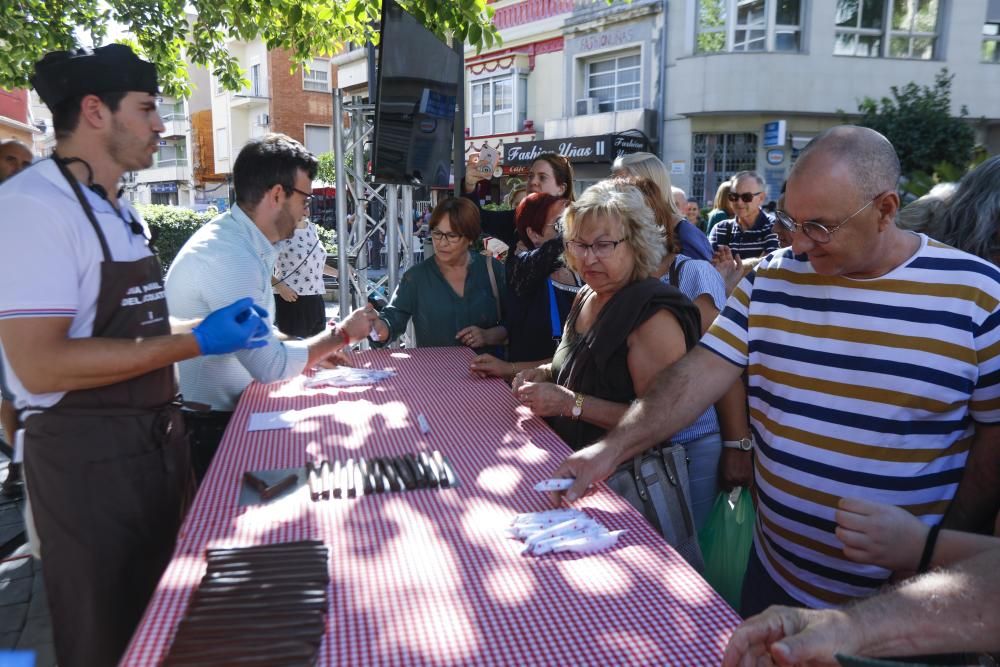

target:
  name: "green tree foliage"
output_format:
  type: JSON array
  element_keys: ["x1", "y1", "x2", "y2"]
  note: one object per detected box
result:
[
  {"x1": 0, "y1": 0, "x2": 499, "y2": 97},
  {"x1": 315, "y1": 150, "x2": 355, "y2": 185},
  {"x1": 138, "y1": 204, "x2": 214, "y2": 273},
  {"x1": 856, "y1": 69, "x2": 977, "y2": 177}
]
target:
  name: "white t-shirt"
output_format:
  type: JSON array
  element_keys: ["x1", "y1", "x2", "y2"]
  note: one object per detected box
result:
[{"x1": 0, "y1": 159, "x2": 155, "y2": 409}]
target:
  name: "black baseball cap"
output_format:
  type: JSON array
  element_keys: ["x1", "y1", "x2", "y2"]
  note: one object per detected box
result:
[{"x1": 31, "y1": 44, "x2": 159, "y2": 109}]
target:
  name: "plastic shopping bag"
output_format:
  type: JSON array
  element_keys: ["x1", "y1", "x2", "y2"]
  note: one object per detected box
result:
[{"x1": 698, "y1": 487, "x2": 755, "y2": 609}]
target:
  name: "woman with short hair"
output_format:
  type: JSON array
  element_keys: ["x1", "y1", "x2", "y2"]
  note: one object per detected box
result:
[
  {"x1": 511, "y1": 179, "x2": 700, "y2": 452},
  {"x1": 370, "y1": 197, "x2": 507, "y2": 351}
]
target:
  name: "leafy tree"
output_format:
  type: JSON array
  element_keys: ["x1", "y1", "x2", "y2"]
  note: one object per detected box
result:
[
  {"x1": 856, "y1": 68, "x2": 976, "y2": 176},
  {"x1": 0, "y1": 0, "x2": 499, "y2": 97},
  {"x1": 315, "y1": 150, "x2": 355, "y2": 184}
]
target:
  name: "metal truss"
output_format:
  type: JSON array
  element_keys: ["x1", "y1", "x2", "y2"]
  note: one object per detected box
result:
[{"x1": 332, "y1": 89, "x2": 415, "y2": 345}]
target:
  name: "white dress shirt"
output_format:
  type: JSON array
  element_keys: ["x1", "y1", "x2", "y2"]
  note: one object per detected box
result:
[{"x1": 165, "y1": 204, "x2": 309, "y2": 410}]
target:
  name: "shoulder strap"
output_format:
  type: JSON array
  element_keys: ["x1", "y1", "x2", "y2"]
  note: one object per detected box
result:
[{"x1": 484, "y1": 256, "x2": 502, "y2": 323}]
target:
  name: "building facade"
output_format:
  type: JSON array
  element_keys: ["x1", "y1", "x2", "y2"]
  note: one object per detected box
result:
[
  {"x1": 0, "y1": 89, "x2": 39, "y2": 151},
  {"x1": 464, "y1": 0, "x2": 667, "y2": 191},
  {"x1": 665, "y1": 0, "x2": 1000, "y2": 204},
  {"x1": 210, "y1": 42, "x2": 336, "y2": 177}
]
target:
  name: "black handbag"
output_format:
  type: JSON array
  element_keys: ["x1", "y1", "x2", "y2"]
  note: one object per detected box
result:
[{"x1": 606, "y1": 444, "x2": 704, "y2": 572}]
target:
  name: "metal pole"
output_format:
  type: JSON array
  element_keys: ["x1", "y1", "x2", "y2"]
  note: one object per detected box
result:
[
  {"x1": 333, "y1": 90, "x2": 350, "y2": 315},
  {"x1": 401, "y1": 185, "x2": 414, "y2": 271},
  {"x1": 452, "y1": 37, "x2": 465, "y2": 198},
  {"x1": 352, "y1": 104, "x2": 368, "y2": 309},
  {"x1": 386, "y1": 184, "x2": 399, "y2": 292}
]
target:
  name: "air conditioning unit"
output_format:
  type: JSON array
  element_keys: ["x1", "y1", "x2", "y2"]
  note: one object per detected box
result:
[
  {"x1": 575, "y1": 97, "x2": 599, "y2": 116},
  {"x1": 255, "y1": 113, "x2": 270, "y2": 127}
]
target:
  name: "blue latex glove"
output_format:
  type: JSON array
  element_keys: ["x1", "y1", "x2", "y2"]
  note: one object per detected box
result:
[{"x1": 192, "y1": 297, "x2": 272, "y2": 355}]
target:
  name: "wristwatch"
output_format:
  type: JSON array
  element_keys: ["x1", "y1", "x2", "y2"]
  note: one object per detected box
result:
[
  {"x1": 570, "y1": 393, "x2": 585, "y2": 420},
  {"x1": 722, "y1": 437, "x2": 753, "y2": 451}
]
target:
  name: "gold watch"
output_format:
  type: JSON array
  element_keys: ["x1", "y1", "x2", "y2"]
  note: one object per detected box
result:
[{"x1": 570, "y1": 393, "x2": 585, "y2": 420}]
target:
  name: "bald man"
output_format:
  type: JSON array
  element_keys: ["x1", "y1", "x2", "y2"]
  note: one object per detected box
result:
[
  {"x1": 549, "y1": 125, "x2": 1000, "y2": 616},
  {"x1": 0, "y1": 140, "x2": 33, "y2": 182}
]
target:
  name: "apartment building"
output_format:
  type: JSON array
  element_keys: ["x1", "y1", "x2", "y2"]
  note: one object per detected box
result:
[
  {"x1": 210, "y1": 42, "x2": 336, "y2": 176},
  {"x1": 666, "y1": 0, "x2": 1000, "y2": 204},
  {"x1": 0, "y1": 89, "x2": 39, "y2": 151}
]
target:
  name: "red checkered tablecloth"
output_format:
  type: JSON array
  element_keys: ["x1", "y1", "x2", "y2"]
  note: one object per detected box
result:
[{"x1": 122, "y1": 347, "x2": 740, "y2": 666}]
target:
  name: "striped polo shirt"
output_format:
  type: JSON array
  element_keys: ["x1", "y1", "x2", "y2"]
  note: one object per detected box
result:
[
  {"x1": 700, "y1": 236, "x2": 1000, "y2": 608},
  {"x1": 708, "y1": 211, "x2": 779, "y2": 259}
]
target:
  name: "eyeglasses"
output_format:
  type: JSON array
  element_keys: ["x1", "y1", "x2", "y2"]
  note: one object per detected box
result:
[
  {"x1": 774, "y1": 192, "x2": 885, "y2": 245},
  {"x1": 565, "y1": 238, "x2": 626, "y2": 259},
  {"x1": 430, "y1": 230, "x2": 464, "y2": 243},
  {"x1": 727, "y1": 191, "x2": 762, "y2": 203},
  {"x1": 289, "y1": 187, "x2": 313, "y2": 205}
]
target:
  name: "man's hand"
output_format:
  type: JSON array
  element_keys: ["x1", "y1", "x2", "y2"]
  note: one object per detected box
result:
[
  {"x1": 720, "y1": 448, "x2": 754, "y2": 491},
  {"x1": 513, "y1": 380, "x2": 574, "y2": 418},
  {"x1": 456, "y1": 326, "x2": 487, "y2": 349},
  {"x1": 835, "y1": 497, "x2": 927, "y2": 572},
  {"x1": 338, "y1": 304, "x2": 378, "y2": 343},
  {"x1": 723, "y1": 606, "x2": 856, "y2": 667},
  {"x1": 549, "y1": 440, "x2": 621, "y2": 505},
  {"x1": 470, "y1": 353, "x2": 512, "y2": 379},
  {"x1": 192, "y1": 297, "x2": 270, "y2": 356},
  {"x1": 712, "y1": 245, "x2": 743, "y2": 295},
  {"x1": 275, "y1": 282, "x2": 298, "y2": 303},
  {"x1": 316, "y1": 347, "x2": 353, "y2": 369}
]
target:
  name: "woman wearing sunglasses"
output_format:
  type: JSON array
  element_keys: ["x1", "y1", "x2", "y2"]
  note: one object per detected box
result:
[
  {"x1": 510, "y1": 180, "x2": 700, "y2": 453},
  {"x1": 370, "y1": 197, "x2": 507, "y2": 351}
]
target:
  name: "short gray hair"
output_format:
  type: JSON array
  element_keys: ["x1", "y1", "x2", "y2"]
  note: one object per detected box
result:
[
  {"x1": 924, "y1": 156, "x2": 1000, "y2": 261},
  {"x1": 729, "y1": 171, "x2": 765, "y2": 192},
  {"x1": 562, "y1": 179, "x2": 666, "y2": 283},
  {"x1": 795, "y1": 125, "x2": 900, "y2": 200}
]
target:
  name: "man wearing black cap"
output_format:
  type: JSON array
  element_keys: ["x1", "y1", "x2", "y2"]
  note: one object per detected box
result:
[{"x1": 0, "y1": 44, "x2": 272, "y2": 666}]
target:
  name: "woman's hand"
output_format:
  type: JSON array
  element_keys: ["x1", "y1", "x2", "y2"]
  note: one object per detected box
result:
[
  {"x1": 275, "y1": 282, "x2": 298, "y2": 302},
  {"x1": 513, "y1": 380, "x2": 575, "y2": 418},
  {"x1": 835, "y1": 497, "x2": 928, "y2": 572},
  {"x1": 456, "y1": 325, "x2": 487, "y2": 349},
  {"x1": 511, "y1": 367, "x2": 552, "y2": 394},
  {"x1": 464, "y1": 156, "x2": 492, "y2": 192},
  {"x1": 470, "y1": 353, "x2": 513, "y2": 379}
]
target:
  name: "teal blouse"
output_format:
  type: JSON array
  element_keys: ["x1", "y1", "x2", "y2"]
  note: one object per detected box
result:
[{"x1": 375, "y1": 251, "x2": 506, "y2": 350}]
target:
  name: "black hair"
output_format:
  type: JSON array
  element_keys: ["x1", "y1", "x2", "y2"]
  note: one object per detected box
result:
[
  {"x1": 51, "y1": 91, "x2": 128, "y2": 139},
  {"x1": 233, "y1": 134, "x2": 319, "y2": 210}
]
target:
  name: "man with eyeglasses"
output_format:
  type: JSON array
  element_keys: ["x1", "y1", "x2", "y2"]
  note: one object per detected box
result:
[
  {"x1": 550, "y1": 125, "x2": 1000, "y2": 618},
  {"x1": 165, "y1": 134, "x2": 376, "y2": 479},
  {"x1": 708, "y1": 171, "x2": 779, "y2": 272}
]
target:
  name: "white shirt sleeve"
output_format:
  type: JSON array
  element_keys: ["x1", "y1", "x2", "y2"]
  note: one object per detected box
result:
[{"x1": 166, "y1": 248, "x2": 309, "y2": 385}]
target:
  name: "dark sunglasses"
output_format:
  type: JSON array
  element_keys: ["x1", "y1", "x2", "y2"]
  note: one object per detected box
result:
[{"x1": 727, "y1": 191, "x2": 762, "y2": 203}]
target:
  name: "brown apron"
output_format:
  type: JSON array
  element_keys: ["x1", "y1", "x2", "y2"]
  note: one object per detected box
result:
[{"x1": 22, "y1": 159, "x2": 194, "y2": 667}]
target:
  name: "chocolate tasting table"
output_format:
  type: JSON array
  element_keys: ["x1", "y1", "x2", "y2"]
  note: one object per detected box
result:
[{"x1": 123, "y1": 347, "x2": 740, "y2": 665}]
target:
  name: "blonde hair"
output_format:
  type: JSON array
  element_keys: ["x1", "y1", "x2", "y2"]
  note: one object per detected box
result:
[
  {"x1": 611, "y1": 152, "x2": 680, "y2": 217},
  {"x1": 562, "y1": 179, "x2": 665, "y2": 283},
  {"x1": 713, "y1": 181, "x2": 733, "y2": 213}
]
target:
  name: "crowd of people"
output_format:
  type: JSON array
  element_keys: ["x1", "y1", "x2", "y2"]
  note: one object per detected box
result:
[{"x1": 0, "y1": 43, "x2": 998, "y2": 667}]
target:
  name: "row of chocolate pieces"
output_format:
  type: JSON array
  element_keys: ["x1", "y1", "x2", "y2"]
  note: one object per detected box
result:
[
  {"x1": 306, "y1": 450, "x2": 458, "y2": 500},
  {"x1": 163, "y1": 540, "x2": 329, "y2": 666}
]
